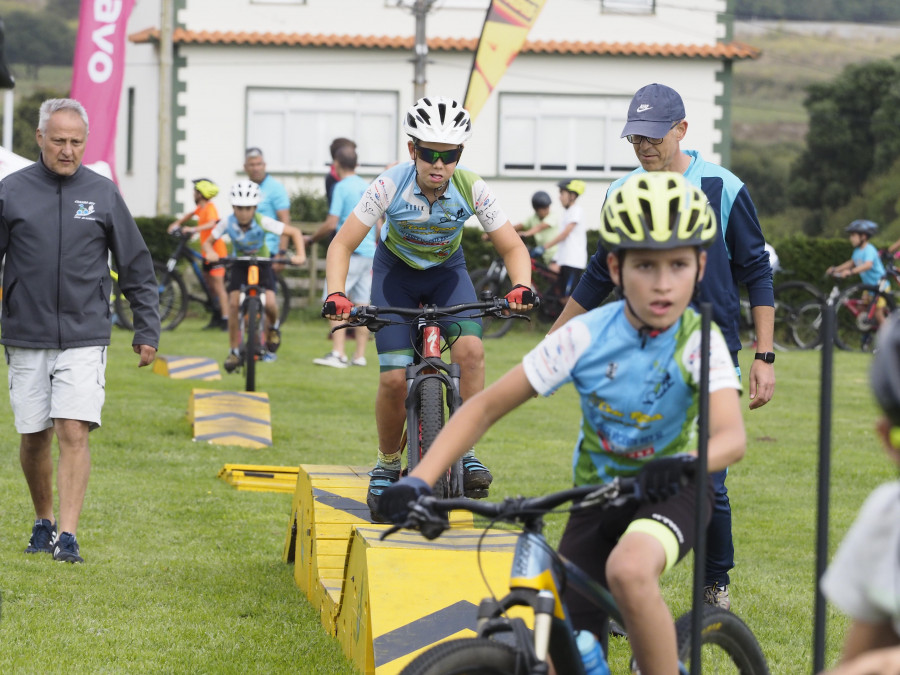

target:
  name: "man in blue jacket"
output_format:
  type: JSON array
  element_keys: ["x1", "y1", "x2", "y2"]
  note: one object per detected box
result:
[
  {"x1": 0, "y1": 98, "x2": 160, "y2": 564},
  {"x1": 551, "y1": 83, "x2": 775, "y2": 611}
]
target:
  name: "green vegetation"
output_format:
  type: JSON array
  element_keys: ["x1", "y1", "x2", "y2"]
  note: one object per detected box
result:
[
  {"x1": 0, "y1": 316, "x2": 888, "y2": 672},
  {"x1": 735, "y1": 0, "x2": 900, "y2": 22}
]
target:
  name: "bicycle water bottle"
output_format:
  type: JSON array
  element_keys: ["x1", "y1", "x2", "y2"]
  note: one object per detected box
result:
[{"x1": 575, "y1": 630, "x2": 610, "y2": 675}]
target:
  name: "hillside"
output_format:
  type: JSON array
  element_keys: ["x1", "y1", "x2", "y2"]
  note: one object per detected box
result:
[{"x1": 733, "y1": 21, "x2": 900, "y2": 144}]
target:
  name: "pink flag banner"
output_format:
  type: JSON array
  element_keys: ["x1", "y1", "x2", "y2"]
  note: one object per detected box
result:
[{"x1": 70, "y1": 0, "x2": 136, "y2": 183}]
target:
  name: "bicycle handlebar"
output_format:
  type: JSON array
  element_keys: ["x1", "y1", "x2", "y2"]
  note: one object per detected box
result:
[
  {"x1": 219, "y1": 255, "x2": 301, "y2": 265},
  {"x1": 381, "y1": 477, "x2": 638, "y2": 540}
]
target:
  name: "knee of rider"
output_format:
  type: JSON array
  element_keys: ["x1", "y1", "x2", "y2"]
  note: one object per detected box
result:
[
  {"x1": 606, "y1": 547, "x2": 658, "y2": 598},
  {"x1": 380, "y1": 370, "x2": 406, "y2": 397},
  {"x1": 454, "y1": 340, "x2": 485, "y2": 369}
]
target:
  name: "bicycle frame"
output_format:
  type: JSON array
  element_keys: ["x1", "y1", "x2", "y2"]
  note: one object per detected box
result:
[{"x1": 166, "y1": 233, "x2": 215, "y2": 309}]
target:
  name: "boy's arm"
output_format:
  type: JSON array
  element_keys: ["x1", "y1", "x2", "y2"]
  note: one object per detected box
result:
[
  {"x1": 201, "y1": 232, "x2": 220, "y2": 261},
  {"x1": 518, "y1": 221, "x2": 551, "y2": 238},
  {"x1": 541, "y1": 220, "x2": 576, "y2": 250},
  {"x1": 827, "y1": 260, "x2": 854, "y2": 275},
  {"x1": 486, "y1": 221, "x2": 532, "y2": 289},
  {"x1": 309, "y1": 214, "x2": 339, "y2": 244},
  {"x1": 704, "y1": 388, "x2": 745, "y2": 473},
  {"x1": 410, "y1": 365, "x2": 537, "y2": 487},
  {"x1": 830, "y1": 619, "x2": 900, "y2": 668},
  {"x1": 167, "y1": 210, "x2": 193, "y2": 233},
  {"x1": 280, "y1": 223, "x2": 308, "y2": 265},
  {"x1": 323, "y1": 213, "x2": 370, "y2": 319}
]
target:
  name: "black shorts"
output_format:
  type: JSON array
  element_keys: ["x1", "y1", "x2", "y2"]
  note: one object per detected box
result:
[
  {"x1": 557, "y1": 476, "x2": 714, "y2": 636},
  {"x1": 226, "y1": 261, "x2": 277, "y2": 293}
]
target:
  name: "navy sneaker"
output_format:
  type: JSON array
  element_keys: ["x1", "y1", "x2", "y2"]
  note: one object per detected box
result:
[
  {"x1": 24, "y1": 518, "x2": 57, "y2": 554},
  {"x1": 462, "y1": 454, "x2": 493, "y2": 498},
  {"x1": 53, "y1": 531, "x2": 84, "y2": 564},
  {"x1": 366, "y1": 465, "x2": 401, "y2": 522}
]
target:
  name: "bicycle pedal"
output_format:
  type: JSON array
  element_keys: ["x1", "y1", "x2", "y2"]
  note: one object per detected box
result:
[{"x1": 463, "y1": 488, "x2": 489, "y2": 499}]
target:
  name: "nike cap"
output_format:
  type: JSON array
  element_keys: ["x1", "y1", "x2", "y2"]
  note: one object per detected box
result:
[{"x1": 620, "y1": 83, "x2": 686, "y2": 139}]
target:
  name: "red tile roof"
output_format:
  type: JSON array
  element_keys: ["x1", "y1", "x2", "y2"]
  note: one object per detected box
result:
[{"x1": 129, "y1": 28, "x2": 760, "y2": 60}]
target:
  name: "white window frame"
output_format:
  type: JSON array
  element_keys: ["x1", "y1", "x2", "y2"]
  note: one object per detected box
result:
[
  {"x1": 246, "y1": 88, "x2": 399, "y2": 175},
  {"x1": 498, "y1": 93, "x2": 638, "y2": 177},
  {"x1": 251, "y1": 0, "x2": 306, "y2": 5},
  {"x1": 601, "y1": 0, "x2": 654, "y2": 14}
]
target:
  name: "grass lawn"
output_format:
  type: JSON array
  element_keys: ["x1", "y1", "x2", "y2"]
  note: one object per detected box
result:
[{"x1": 0, "y1": 311, "x2": 889, "y2": 673}]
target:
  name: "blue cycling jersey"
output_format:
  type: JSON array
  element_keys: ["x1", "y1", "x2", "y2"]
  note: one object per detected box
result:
[
  {"x1": 522, "y1": 301, "x2": 740, "y2": 486},
  {"x1": 353, "y1": 161, "x2": 507, "y2": 269},
  {"x1": 209, "y1": 212, "x2": 284, "y2": 257}
]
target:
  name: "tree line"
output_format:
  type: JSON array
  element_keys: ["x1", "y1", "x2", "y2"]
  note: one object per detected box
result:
[{"x1": 735, "y1": 0, "x2": 900, "y2": 22}]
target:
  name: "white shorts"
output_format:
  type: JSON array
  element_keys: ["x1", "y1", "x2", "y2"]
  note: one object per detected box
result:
[
  {"x1": 321, "y1": 254, "x2": 374, "y2": 305},
  {"x1": 6, "y1": 346, "x2": 107, "y2": 433}
]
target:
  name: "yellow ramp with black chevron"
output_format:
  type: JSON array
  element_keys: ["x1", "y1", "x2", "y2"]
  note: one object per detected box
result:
[
  {"x1": 153, "y1": 354, "x2": 221, "y2": 380},
  {"x1": 337, "y1": 526, "x2": 520, "y2": 674},
  {"x1": 188, "y1": 388, "x2": 272, "y2": 448}
]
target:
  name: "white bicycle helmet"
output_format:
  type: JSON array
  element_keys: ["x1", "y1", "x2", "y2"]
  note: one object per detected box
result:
[
  {"x1": 230, "y1": 180, "x2": 261, "y2": 207},
  {"x1": 403, "y1": 97, "x2": 472, "y2": 145}
]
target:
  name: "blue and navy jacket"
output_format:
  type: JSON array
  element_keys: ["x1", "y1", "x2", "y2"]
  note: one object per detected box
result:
[{"x1": 572, "y1": 150, "x2": 773, "y2": 354}]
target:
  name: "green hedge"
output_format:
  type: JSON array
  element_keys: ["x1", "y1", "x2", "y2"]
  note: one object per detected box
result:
[{"x1": 135, "y1": 215, "x2": 177, "y2": 262}]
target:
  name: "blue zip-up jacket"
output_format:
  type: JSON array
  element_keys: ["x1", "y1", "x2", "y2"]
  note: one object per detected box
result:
[
  {"x1": 0, "y1": 158, "x2": 160, "y2": 350},
  {"x1": 572, "y1": 150, "x2": 773, "y2": 354}
]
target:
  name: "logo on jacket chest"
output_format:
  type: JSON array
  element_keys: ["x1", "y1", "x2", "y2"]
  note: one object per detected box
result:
[{"x1": 74, "y1": 201, "x2": 96, "y2": 219}]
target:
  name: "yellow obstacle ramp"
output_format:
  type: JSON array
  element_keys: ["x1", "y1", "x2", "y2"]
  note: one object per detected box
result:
[
  {"x1": 284, "y1": 465, "x2": 473, "y2": 636},
  {"x1": 337, "y1": 526, "x2": 520, "y2": 674},
  {"x1": 217, "y1": 464, "x2": 299, "y2": 493},
  {"x1": 153, "y1": 354, "x2": 221, "y2": 380},
  {"x1": 188, "y1": 388, "x2": 272, "y2": 448}
]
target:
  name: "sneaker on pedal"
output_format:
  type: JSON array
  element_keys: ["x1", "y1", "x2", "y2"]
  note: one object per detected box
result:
[
  {"x1": 462, "y1": 455, "x2": 493, "y2": 498},
  {"x1": 313, "y1": 351, "x2": 349, "y2": 369},
  {"x1": 24, "y1": 518, "x2": 57, "y2": 554},
  {"x1": 53, "y1": 531, "x2": 83, "y2": 564},
  {"x1": 224, "y1": 350, "x2": 242, "y2": 373},
  {"x1": 366, "y1": 465, "x2": 401, "y2": 521},
  {"x1": 266, "y1": 327, "x2": 282, "y2": 353},
  {"x1": 704, "y1": 583, "x2": 731, "y2": 611}
]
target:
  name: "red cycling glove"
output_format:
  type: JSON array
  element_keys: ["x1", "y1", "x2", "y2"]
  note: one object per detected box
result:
[
  {"x1": 322, "y1": 292, "x2": 353, "y2": 317},
  {"x1": 505, "y1": 284, "x2": 535, "y2": 306}
]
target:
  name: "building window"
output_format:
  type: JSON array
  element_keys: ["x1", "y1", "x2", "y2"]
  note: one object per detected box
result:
[
  {"x1": 498, "y1": 93, "x2": 637, "y2": 176},
  {"x1": 246, "y1": 89, "x2": 398, "y2": 174},
  {"x1": 251, "y1": 0, "x2": 306, "y2": 4},
  {"x1": 601, "y1": 0, "x2": 654, "y2": 14}
]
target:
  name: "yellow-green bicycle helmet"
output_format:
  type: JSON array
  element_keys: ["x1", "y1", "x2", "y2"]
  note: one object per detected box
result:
[{"x1": 600, "y1": 172, "x2": 717, "y2": 251}]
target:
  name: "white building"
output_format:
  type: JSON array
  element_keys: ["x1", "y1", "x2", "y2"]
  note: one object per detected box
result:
[{"x1": 118, "y1": 0, "x2": 758, "y2": 223}]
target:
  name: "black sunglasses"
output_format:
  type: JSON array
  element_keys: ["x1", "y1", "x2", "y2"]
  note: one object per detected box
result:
[{"x1": 415, "y1": 145, "x2": 463, "y2": 165}]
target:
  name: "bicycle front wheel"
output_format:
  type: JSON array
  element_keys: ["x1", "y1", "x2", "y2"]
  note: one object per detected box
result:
[
  {"x1": 675, "y1": 606, "x2": 769, "y2": 674},
  {"x1": 834, "y1": 283, "x2": 894, "y2": 352},
  {"x1": 414, "y1": 377, "x2": 449, "y2": 499},
  {"x1": 114, "y1": 261, "x2": 188, "y2": 331},
  {"x1": 474, "y1": 275, "x2": 514, "y2": 339},
  {"x1": 773, "y1": 281, "x2": 824, "y2": 349},
  {"x1": 244, "y1": 295, "x2": 262, "y2": 392},
  {"x1": 400, "y1": 637, "x2": 524, "y2": 675},
  {"x1": 792, "y1": 301, "x2": 824, "y2": 350}
]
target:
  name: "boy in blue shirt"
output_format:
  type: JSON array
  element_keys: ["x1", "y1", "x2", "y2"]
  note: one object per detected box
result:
[
  {"x1": 827, "y1": 219, "x2": 889, "y2": 331},
  {"x1": 380, "y1": 172, "x2": 746, "y2": 674}
]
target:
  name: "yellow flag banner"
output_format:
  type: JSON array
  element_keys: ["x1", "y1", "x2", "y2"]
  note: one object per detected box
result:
[{"x1": 463, "y1": 0, "x2": 548, "y2": 121}]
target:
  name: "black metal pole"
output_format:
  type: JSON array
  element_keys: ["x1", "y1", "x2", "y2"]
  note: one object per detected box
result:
[
  {"x1": 813, "y1": 299, "x2": 835, "y2": 673},
  {"x1": 691, "y1": 302, "x2": 712, "y2": 675}
]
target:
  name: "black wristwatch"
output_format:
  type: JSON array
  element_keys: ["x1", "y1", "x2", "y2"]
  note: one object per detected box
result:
[{"x1": 754, "y1": 352, "x2": 776, "y2": 364}]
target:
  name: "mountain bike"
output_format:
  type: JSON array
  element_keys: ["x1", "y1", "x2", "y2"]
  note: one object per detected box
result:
[
  {"x1": 336, "y1": 296, "x2": 532, "y2": 500},
  {"x1": 471, "y1": 250, "x2": 564, "y2": 339},
  {"x1": 115, "y1": 230, "x2": 291, "y2": 332},
  {"x1": 222, "y1": 255, "x2": 291, "y2": 392},
  {"x1": 386, "y1": 478, "x2": 769, "y2": 675},
  {"x1": 738, "y1": 280, "x2": 823, "y2": 350},
  {"x1": 792, "y1": 273, "x2": 896, "y2": 351}
]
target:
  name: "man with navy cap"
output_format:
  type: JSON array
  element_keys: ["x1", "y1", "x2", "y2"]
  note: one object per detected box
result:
[{"x1": 551, "y1": 83, "x2": 775, "y2": 614}]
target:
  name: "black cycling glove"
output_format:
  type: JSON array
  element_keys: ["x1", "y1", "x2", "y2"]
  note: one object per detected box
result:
[
  {"x1": 637, "y1": 454, "x2": 697, "y2": 503},
  {"x1": 377, "y1": 476, "x2": 433, "y2": 524}
]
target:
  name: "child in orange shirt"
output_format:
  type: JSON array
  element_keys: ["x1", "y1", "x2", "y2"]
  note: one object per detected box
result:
[{"x1": 168, "y1": 178, "x2": 229, "y2": 329}]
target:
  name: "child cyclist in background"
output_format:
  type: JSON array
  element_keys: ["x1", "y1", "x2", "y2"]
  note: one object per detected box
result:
[
  {"x1": 514, "y1": 190, "x2": 560, "y2": 271},
  {"x1": 323, "y1": 96, "x2": 534, "y2": 519},
  {"x1": 826, "y1": 219, "x2": 890, "y2": 332},
  {"x1": 379, "y1": 172, "x2": 746, "y2": 674},
  {"x1": 204, "y1": 180, "x2": 306, "y2": 372},
  {"x1": 543, "y1": 178, "x2": 588, "y2": 298},
  {"x1": 819, "y1": 316, "x2": 900, "y2": 674},
  {"x1": 168, "y1": 178, "x2": 229, "y2": 330}
]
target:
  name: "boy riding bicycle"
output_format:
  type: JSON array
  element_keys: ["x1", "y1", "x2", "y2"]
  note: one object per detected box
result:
[
  {"x1": 168, "y1": 178, "x2": 229, "y2": 330},
  {"x1": 826, "y1": 219, "x2": 890, "y2": 332},
  {"x1": 203, "y1": 180, "x2": 306, "y2": 372},
  {"x1": 515, "y1": 190, "x2": 560, "y2": 271},
  {"x1": 322, "y1": 96, "x2": 534, "y2": 519},
  {"x1": 380, "y1": 172, "x2": 746, "y2": 674}
]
